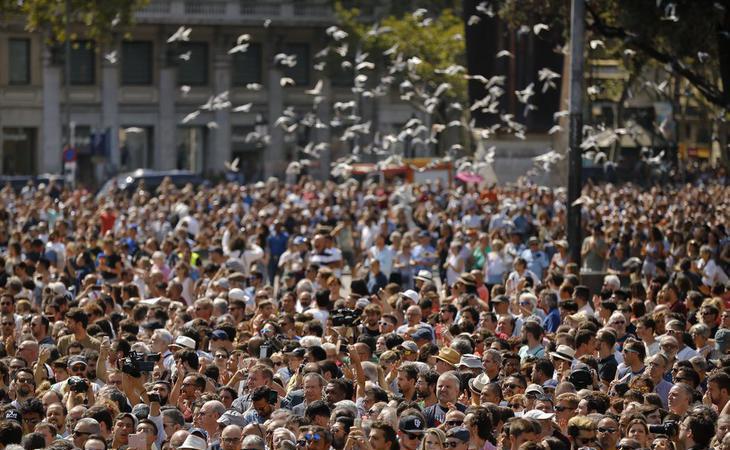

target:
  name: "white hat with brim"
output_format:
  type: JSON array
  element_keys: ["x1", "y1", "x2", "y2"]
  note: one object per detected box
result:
[
  {"x1": 179, "y1": 435, "x2": 207, "y2": 450},
  {"x1": 170, "y1": 336, "x2": 196, "y2": 350},
  {"x1": 549, "y1": 344, "x2": 576, "y2": 362}
]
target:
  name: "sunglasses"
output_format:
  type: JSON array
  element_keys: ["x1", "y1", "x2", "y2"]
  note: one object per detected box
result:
[
  {"x1": 73, "y1": 430, "x2": 92, "y2": 437},
  {"x1": 296, "y1": 433, "x2": 321, "y2": 447},
  {"x1": 598, "y1": 427, "x2": 617, "y2": 434},
  {"x1": 504, "y1": 383, "x2": 521, "y2": 389},
  {"x1": 554, "y1": 405, "x2": 570, "y2": 412},
  {"x1": 446, "y1": 420, "x2": 463, "y2": 426},
  {"x1": 617, "y1": 446, "x2": 638, "y2": 450}
]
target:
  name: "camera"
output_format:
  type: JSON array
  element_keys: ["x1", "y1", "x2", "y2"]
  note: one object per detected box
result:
[
  {"x1": 67, "y1": 376, "x2": 89, "y2": 393},
  {"x1": 331, "y1": 308, "x2": 361, "y2": 327},
  {"x1": 147, "y1": 392, "x2": 161, "y2": 403},
  {"x1": 121, "y1": 351, "x2": 161, "y2": 377},
  {"x1": 648, "y1": 421, "x2": 678, "y2": 437}
]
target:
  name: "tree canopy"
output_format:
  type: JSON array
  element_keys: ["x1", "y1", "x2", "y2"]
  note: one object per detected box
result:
[{"x1": 0, "y1": 0, "x2": 149, "y2": 44}]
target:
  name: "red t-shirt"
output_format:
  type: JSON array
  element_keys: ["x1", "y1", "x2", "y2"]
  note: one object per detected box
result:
[{"x1": 100, "y1": 211, "x2": 116, "y2": 234}]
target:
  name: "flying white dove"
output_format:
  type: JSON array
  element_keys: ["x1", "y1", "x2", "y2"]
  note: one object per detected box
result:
[
  {"x1": 181, "y1": 110, "x2": 199, "y2": 124},
  {"x1": 589, "y1": 39, "x2": 604, "y2": 49},
  {"x1": 178, "y1": 51, "x2": 192, "y2": 61},
  {"x1": 305, "y1": 80, "x2": 323, "y2": 95},
  {"x1": 228, "y1": 43, "x2": 249, "y2": 55},
  {"x1": 496, "y1": 50, "x2": 513, "y2": 58},
  {"x1": 167, "y1": 26, "x2": 192, "y2": 43},
  {"x1": 232, "y1": 103, "x2": 253, "y2": 112},
  {"x1": 533, "y1": 23, "x2": 549, "y2": 34}
]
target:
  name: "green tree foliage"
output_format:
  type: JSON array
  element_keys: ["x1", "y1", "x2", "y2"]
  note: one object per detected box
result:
[
  {"x1": 496, "y1": 0, "x2": 729, "y2": 110},
  {"x1": 0, "y1": 0, "x2": 149, "y2": 44},
  {"x1": 336, "y1": 1, "x2": 468, "y2": 103}
]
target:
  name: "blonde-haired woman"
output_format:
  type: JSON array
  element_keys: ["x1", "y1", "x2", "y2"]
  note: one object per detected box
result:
[{"x1": 419, "y1": 428, "x2": 446, "y2": 450}]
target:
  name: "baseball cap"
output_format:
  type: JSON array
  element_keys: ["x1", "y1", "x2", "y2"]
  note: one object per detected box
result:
[
  {"x1": 414, "y1": 270, "x2": 433, "y2": 282},
  {"x1": 286, "y1": 347, "x2": 306, "y2": 358},
  {"x1": 525, "y1": 384, "x2": 545, "y2": 396},
  {"x1": 68, "y1": 355, "x2": 88, "y2": 367},
  {"x1": 217, "y1": 410, "x2": 246, "y2": 427},
  {"x1": 523, "y1": 409, "x2": 555, "y2": 420},
  {"x1": 4, "y1": 409, "x2": 21, "y2": 423},
  {"x1": 398, "y1": 415, "x2": 425, "y2": 434},
  {"x1": 411, "y1": 328, "x2": 431, "y2": 341},
  {"x1": 457, "y1": 354, "x2": 483, "y2": 369},
  {"x1": 715, "y1": 328, "x2": 730, "y2": 352},
  {"x1": 445, "y1": 427, "x2": 470, "y2": 442},
  {"x1": 400, "y1": 289, "x2": 420, "y2": 303},
  {"x1": 400, "y1": 341, "x2": 419, "y2": 353},
  {"x1": 228, "y1": 288, "x2": 246, "y2": 301},
  {"x1": 211, "y1": 330, "x2": 230, "y2": 341}
]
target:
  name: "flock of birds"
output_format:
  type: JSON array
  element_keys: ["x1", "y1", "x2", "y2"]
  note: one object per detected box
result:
[{"x1": 108, "y1": 0, "x2": 701, "y2": 182}]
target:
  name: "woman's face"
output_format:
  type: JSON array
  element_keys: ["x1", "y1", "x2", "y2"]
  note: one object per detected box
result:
[
  {"x1": 424, "y1": 434, "x2": 443, "y2": 450},
  {"x1": 628, "y1": 424, "x2": 647, "y2": 446}
]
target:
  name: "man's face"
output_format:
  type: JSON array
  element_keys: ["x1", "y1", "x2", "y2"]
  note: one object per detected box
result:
[
  {"x1": 678, "y1": 419, "x2": 692, "y2": 444},
  {"x1": 252, "y1": 398, "x2": 273, "y2": 419},
  {"x1": 647, "y1": 357, "x2": 666, "y2": 381},
  {"x1": 246, "y1": 371, "x2": 266, "y2": 390},
  {"x1": 668, "y1": 386, "x2": 690, "y2": 414},
  {"x1": 22, "y1": 411, "x2": 42, "y2": 433},
  {"x1": 708, "y1": 381, "x2": 729, "y2": 406},
  {"x1": 397, "y1": 371, "x2": 416, "y2": 393},
  {"x1": 597, "y1": 418, "x2": 619, "y2": 450},
  {"x1": 14, "y1": 371, "x2": 34, "y2": 397},
  {"x1": 436, "y1": 377, "x2": 458, "y2": 405},
  {"x1": 70, "y1": 362, "x2": 88, "y2": 378},
  {"x1": 297, "y1": 431, "x2": 328, "y2": 450},
  {"x1": 496, "y1": 317, "x2": 513, "y2": 336},
  {"x1": 399, "y1": 431, "x2": 422, "y2": 450},
  {"x1": 30, "y1": 316, "x2": 45, "y2": 337},
  {"x1": 162, "y1": 417, "x2": 181, "y2": 439},
  {"x1": 324, "y1": 382, "x2": 345, "y2": 405},
  {"x1": 502, "y1": 377, "x2": 525, "y2": 397},
  {"x1": 195, "y1": 404, "x2": 220, "y2": 430},
  {"x1": 303, "y1": 377, "x2": 322, "y2": 402},
  {"x1": 415, "y1": 377, "x2": 432, "y2": 399},
  {"x1": 405, "y1": 307, "x2": 421, "y2": 325},
  {"x1": 0, "y1": 297, "x2": 13, "y2": 314},
  {"x1": 137, "y1": 422, "x2": 157, "y2": 448},
  {"x1": 574, "y1": 430, "x2": 598, "y2": 448},
  {"x1": 221, "y1": 426, "x2": 242, "y2": 450},
  {"x1": 153, "y1": 383, "x2": 170, "y2": 405},
  {"x1": 331, "y1": 422, "x2": 348, "y2": 450},
  {"x1": 482, "y1": 354, "x2": 500, "y2": 374},
  {"x1": 46, "y1": 403, "x2": 66, "y2": 428},
  {"x1": 73, "y1": 423, "x2": 97, "y2": 448},
  {"x1": 446, "y1": 438, "x2": 468, "y2": 450},
  {"x1": 379, "y1": 319, "x2": 395, "y2": 334}
]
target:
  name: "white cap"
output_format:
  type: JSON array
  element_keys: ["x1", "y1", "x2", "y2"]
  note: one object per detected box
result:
[
  {"x1": 228, "y1": 288, "x2": 246, "y2": 301},
  {"x1": 523, "y1": 409, "x2": 555, "y2": 420},
  {"x1": 400, "y1": 289, "x2": 420, "y2": 303}
]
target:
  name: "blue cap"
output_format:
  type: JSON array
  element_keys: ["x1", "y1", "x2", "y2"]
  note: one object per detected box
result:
[
  {"x1": 411, "y1": 327, "x2": 431, "y2": 341},
  {"x1": 211, "y1": 330, "x2": 230, "y2": 341}
]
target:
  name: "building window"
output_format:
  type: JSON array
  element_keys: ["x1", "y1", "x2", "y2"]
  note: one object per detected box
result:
[
  {"x1": 122, "y1": 41, "x2": 153, "y2": 85},
  {"x1": 176, "y1": 126, "x2": 206, "y2": 171},
  {"x1": 8, "y1": 39, "x2": 31, "y2": 85},
  {"x1": 177, "y1": 42, "x2": 208, "y2": 86},
  {"x1": 1, "y1": 127, "x2": 37, "y2": 174},
  {"x1": 70, "y1": 41, "x2": 95, "y2": 85},
  {"x1": 284, "y1": 43, "x2": 309, "y2": 86},
  {"x1": 232, "y1": 42, "x2": 262, "y2": 85}
]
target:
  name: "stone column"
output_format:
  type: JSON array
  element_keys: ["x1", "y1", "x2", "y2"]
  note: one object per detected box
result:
[
  {"x1": 101, "y1": 43, "x2": 120, "y2": 168},
  {"x1": 41, "y1": 46, "x2": 62, "y2": 174},
  {"x1": 264, "y1": 38, "x2": 284, "y2": 178},
  {"x1": 158, "y1": 37, "x2": 177, "y2": 170},
  {"x1": 211, "y1": 33, "x2": 232, "y2": 173},
  {"x1": 315, "y1": 77, "x2": 332, "y2": 180}
]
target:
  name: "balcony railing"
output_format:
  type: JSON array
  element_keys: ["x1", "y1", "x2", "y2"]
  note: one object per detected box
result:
[{"x1": 137, "y1": 0, "x2": 335, "y2": 23}]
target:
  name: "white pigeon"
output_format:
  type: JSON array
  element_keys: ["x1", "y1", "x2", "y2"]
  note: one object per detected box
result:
[
  {"x1": 180, "y1": 85, "x2": 191, "y2": 96},
  {"x1": 232, "y1": 103, "x2": 253, "y2": 112},
  {"x1": 305, "y1": 80, "x2": 323, "y2": 95},
  {"x1": 228, "y1": 43, "x2": 249, "y2": 55},
  {"x1": 468, "y1": 15, "x2": 481, "y2": 26},
  {"x1": 236, "y1": 34, "x2": 250, "y2": 45},
  {"x1": 496, "y1": 50, "x2": 513, "y2": 58},
  {"x1": 206, "y1": 121, "x2": 218, "y2": 129},
  {"x1": 533, "y1": 23, "x2": 550, "y2": 34},
  {"x1": 224, "y1": 158, "x2": 240, "y2": 172},
  {"x1": 178, "y1": 51, "x2": 192, "y2": 61},
  {"x1": 104, "y1": 51, "x2": 118, "y2": 64},
  {"x1": 181, "y1": 110, "x2": 199, "y2": 124},
  {"x1": 123, "y1": 127, "x2": 144, "y2": 133},
  {"x1": 263, "y1": 19, "x2": 271, "y2": 28},
  {"x1": 589, "y1": 39, "x2": 604, "y2": 49},
  {"x1": 280, "y1": 77, "x2": 295, "y2": 87},
  {"x1": 412, "y1": 8, "x2": 427, "y2": 19},
  {"x1": 538, "y1": 67, "x2": 561, "y2": 92},
  {"x1": 167, "y1": 26, "x2": 192, "y2": 43},
  {"x1": 246, "y1": 83, "x2": 263, "y2": 91}
]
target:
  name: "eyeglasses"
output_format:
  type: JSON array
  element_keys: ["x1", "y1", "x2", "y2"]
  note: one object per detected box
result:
[
  {"x1": 554, "y1": 405, "x2": 570, "y2": 412},
  {"x1": 610, "y1": 320, "x2": 626, "y2": 325},
  {"x1": 73, "y1": 430, "x2": 92, "y2": 437},
  {"x1": 597, "y1": 427, "x2": 617, "y2": 434},
  {"x1": 446, "y1": 420, "x2": 463, "y2": 426},
  {"x1": 297, "y1": 433, "x2": 322, "y2": 447},
  {"x1": 16, "y1": 377, "x2": 34, "y2": 384}
]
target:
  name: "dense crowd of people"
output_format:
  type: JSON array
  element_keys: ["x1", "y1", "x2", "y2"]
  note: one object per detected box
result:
[{"x1": 0, "y1": 171, "x2": 728, "y2": 450}]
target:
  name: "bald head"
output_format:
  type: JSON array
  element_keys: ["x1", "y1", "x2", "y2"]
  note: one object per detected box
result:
[{"x1": 170, "y1": 430, "x2": 190, "y2": 447}]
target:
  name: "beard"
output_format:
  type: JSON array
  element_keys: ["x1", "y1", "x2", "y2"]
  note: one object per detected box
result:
[{"x1": 17, "y1": 386, "x2": 32, "y2": 397}]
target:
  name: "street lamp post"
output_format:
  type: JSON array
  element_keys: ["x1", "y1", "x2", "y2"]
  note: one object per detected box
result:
[{"x1": 567, "y1": 0, "x2": 585, "y2": 266}]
